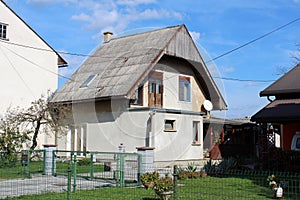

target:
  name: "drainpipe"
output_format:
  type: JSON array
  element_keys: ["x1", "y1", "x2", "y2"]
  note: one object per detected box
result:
[{"x1": 149, "y1": 110, "x2": 156, "y2": 147}]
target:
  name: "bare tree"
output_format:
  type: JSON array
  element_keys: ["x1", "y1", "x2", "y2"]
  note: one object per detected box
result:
[{"x1": 0, "y1": 95, "x2": 70, "y2": 151}]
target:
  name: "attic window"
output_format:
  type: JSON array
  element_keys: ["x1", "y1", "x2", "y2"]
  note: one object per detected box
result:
[
  {"x1": 0, "y1": 23, "x2": 8, "y2": 40},
  {"x1": 80, "y1": 74, "x2": 97, "y2": 88}
]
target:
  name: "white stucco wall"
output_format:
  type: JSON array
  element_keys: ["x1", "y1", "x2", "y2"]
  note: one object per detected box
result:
[
  {"x1": 0, "y1": 2, "x2": 58, "y2": 115},
  {"x1": 0, "y1": 2, "x2": 59, "y2": 149},
  {"x1": 58, "y1": 100, "x2": 204, "y2": 163}
]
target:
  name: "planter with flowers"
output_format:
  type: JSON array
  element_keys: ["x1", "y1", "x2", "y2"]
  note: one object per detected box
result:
[
  {"x1": 153, "y1": 175, "x2": 174, "y2": 200},
  {"x1": 267, "y1": 174, "x2": 287, "y2": 199},
  {"x1": 140, "y1": 171, "x2": 159, "y2": 189}
]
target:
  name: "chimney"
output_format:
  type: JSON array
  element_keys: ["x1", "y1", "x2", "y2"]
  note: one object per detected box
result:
[{"x1": 103, "y1": 32, "x2": 113, "y2": 42}]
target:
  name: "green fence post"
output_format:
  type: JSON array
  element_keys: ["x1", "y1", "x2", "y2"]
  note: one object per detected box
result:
[
  {"x1": 115, "y1": 153, "x2": 120, "y2": 187},
  {"x1": 137, "y1": 154, "x2": 142, "y2": 185},
  {"x1": 42, "y1": 149, "x2": 46, "y2": 175},
  {"x1": 67, "y1": 167, "x2": 72, "y2": 200},
  {"x1": 73, "y1": 153, "x2": 77, "y2": 192},
  {"x1": 90, "y1": 153, "x2": 94, "y2": 179},
  {"x1": 52, "y1": 150, "x2": 56, "y2": 176},
  {"x1": 173, "y1": 165, "x2": 178, "y2": 200},
  {"x1": 26, "y1": 150, "x2": 31, "y2": 178},
  {"x1": 120, "y1": 154, "x2": 125, "y2": 187}
]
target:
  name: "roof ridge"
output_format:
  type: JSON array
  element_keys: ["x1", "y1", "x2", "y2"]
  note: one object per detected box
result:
[{"x1": 107, "y1": 24, "x2": 184, "y2": 42}]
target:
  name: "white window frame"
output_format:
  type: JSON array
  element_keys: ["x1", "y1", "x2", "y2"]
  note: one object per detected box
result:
[{"x1": 0, "y1": 23, "x2": 8, "y2": 40}]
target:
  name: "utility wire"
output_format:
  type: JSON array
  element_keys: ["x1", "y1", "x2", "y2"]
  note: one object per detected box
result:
[
  {"x1": 1, "y1": 17, "x2": 299, "y2": 83},
  {"x1": 0, "y1": 44, "x2": 36, "y2": 97},
  {"x1": 206, "y1": 17, "x2": 300, "y2": 63},
  {"x1": 213, "y1": 76, "x2": 275, "y2": 82},
  {"x1": 0, "y1": 42, "x2": 76, "y2": 82}
]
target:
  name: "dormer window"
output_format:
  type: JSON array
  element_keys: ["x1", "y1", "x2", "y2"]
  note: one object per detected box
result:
[
  {"x1": 0, "y1": 23, "x2": 8, "y2": 40},
  {"x1": 80, "y1": 74, "x2": 97, "y2": 88}
]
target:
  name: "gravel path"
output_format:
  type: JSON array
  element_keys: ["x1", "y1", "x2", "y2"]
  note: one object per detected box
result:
[{"x1": 0, "y1": 175, "x2": 112, "y2": 199}]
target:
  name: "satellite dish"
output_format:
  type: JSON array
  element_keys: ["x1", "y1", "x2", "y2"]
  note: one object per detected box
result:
[{"x1": 203, "y1": 100, "x2": 213, "y2": 111}]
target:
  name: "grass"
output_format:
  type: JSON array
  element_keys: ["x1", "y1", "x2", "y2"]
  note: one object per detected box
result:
[
  {"x1": 0, "y1": 161, "x2": 104, "y2": 180},
  {"x1": 4, "y1": 175, "x2": 298, "y2": 199}
]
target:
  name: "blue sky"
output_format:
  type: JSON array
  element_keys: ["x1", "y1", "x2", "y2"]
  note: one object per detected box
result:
[{"x1": 4, "y1": 0, "x2": 300, "y2": 118}]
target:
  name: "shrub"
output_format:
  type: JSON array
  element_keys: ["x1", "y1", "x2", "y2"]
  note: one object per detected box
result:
[{"x1": 77, "y1": 157, "x2": 91, "y2": 166}]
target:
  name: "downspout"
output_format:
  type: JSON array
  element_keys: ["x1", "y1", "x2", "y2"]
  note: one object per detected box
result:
[{"x1": 149, "y1": 110, "x2": 156, "y2": 147}]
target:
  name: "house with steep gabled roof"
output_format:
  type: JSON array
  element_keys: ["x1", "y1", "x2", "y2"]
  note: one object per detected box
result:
[
  {"x1": 252, "y1": 64, "x2": 300, "y2": 151},
  {"x1": 51, "y1": 24, "x2": 227, "y2": 165},
  {"x1": 0, "y1": 0, "x2": 67, "y2": 148}
]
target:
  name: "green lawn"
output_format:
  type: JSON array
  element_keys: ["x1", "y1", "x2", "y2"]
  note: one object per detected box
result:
[
  {"x1": 0, "y1": 161, "x2": 104, "y2": 179},
  {"x1": 5, "y1": 176, "x2": 297, "y2": 200}
]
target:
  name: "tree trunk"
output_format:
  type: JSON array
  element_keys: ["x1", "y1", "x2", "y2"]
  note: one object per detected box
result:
[{"x1": 30, "y1": 119, "x2": 41, "y2": 150}]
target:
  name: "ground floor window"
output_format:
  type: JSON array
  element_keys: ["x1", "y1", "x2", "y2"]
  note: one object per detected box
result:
[
  {"x1": 193, "y1": 121, "x2": 200, "y2": 145},
  {"x1": 164, "y1": 119, "x2": 176, "y2": 132}
]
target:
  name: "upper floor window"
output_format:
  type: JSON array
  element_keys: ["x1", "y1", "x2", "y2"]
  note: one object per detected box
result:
[
  {"x1": 0, "y1": 23, "x2": 8, "y2": 40},
  {"x1": 179, "y1": 76, "x2": 191, "y2": 102},
  {"x1": 148, "y1": 72, "x2": 163, "y2": 107}
]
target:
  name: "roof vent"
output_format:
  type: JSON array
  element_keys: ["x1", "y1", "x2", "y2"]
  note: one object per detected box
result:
[{"x1": 103, "y1": 32, "x2": 113, "y2": 42}]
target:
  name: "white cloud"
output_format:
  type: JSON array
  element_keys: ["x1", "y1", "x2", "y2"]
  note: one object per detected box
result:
[
  {"x1": 189, "y1": 31, "x2": 200, "y2": 42},
  {"x1": 70, "y1": 1, "x2": 183, "y2": 37},
  {"x1": 27, "y1": 0, "x2": 77, "y2": 5},
  {"x1": 222, "y1": 67, "x2": 235, "y2": 73},
  {"x1": 116, "y1": 0, "x2": 156, "y2": 6},
  {"x1": 71, "y1": 13, "x2": 92, "y2": 22}
]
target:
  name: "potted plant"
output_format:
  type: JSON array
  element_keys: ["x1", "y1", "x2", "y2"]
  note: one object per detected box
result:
[
  {"x1": 200, "y1": 168, "x2": 207, "y2": 177},
  {"x1": 140, "y1": 171, "x2": 159, "y2": 189},
  {"x1": 267, "y1": 174, "x2": 287, "y2": 198},
  {"x1": 186, "y1": 162, "x2": 200, "y2": 178},
  {"x1": 154, "y1": 175, "x2": 174, "y2": 200}
]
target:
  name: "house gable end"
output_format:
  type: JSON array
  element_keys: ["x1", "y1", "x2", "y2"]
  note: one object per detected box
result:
[{"x1": 0, "y1": 0, "x2": 67, "y2": 66}]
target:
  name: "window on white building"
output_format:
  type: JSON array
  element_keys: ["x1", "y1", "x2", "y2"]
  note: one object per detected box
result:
[
  {"x1": 0, "y1": 23, "x2": 8, "y2": 40},
  {"x1": 164, "y1": 119, "x2": 176, "y2": 132},
  {"x1": 193, "y1": 121, "x2": 200, "y2": 145},
  {"x1": 179, "y1": 76, "x2": 191, "y2": 102}
]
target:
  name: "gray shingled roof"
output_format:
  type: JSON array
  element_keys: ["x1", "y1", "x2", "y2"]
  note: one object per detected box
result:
[
  {"x1": 260, "y1": 64, "x2": 300, "y2": 96},
  {"x1": 51, "y1": 24, "x2": 226, "y2": 110},
  {"x1": 251, "y1": 98, "x2": 300, "y2": 122}
]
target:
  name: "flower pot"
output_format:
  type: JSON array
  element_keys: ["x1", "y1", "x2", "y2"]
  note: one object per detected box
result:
[
  {"x1": 155, "y1": 190, "x2": 173, "y2": 200},
  {"x1": 142, "y1": 181, "x2": 154, "y2": 189},
  {"x1": 276, "y1": 187, "x2": 283, "y2": 198}
]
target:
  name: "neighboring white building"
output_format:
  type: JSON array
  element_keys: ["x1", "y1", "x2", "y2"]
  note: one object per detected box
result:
[
  {"x1": 0, "y1": 0, "x2": 67, "y2": 148},
  {"x1": 51, "y1": 25, "x2": 226, "y2": 165}
]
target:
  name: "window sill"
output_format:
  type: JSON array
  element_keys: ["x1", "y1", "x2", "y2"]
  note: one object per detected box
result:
[
  {"x1": 164, "y1": 130, "x2": 177, "y2": 132},
  {"x1": 0, "y1": 38, "x2": 9, "y2": 41}
]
